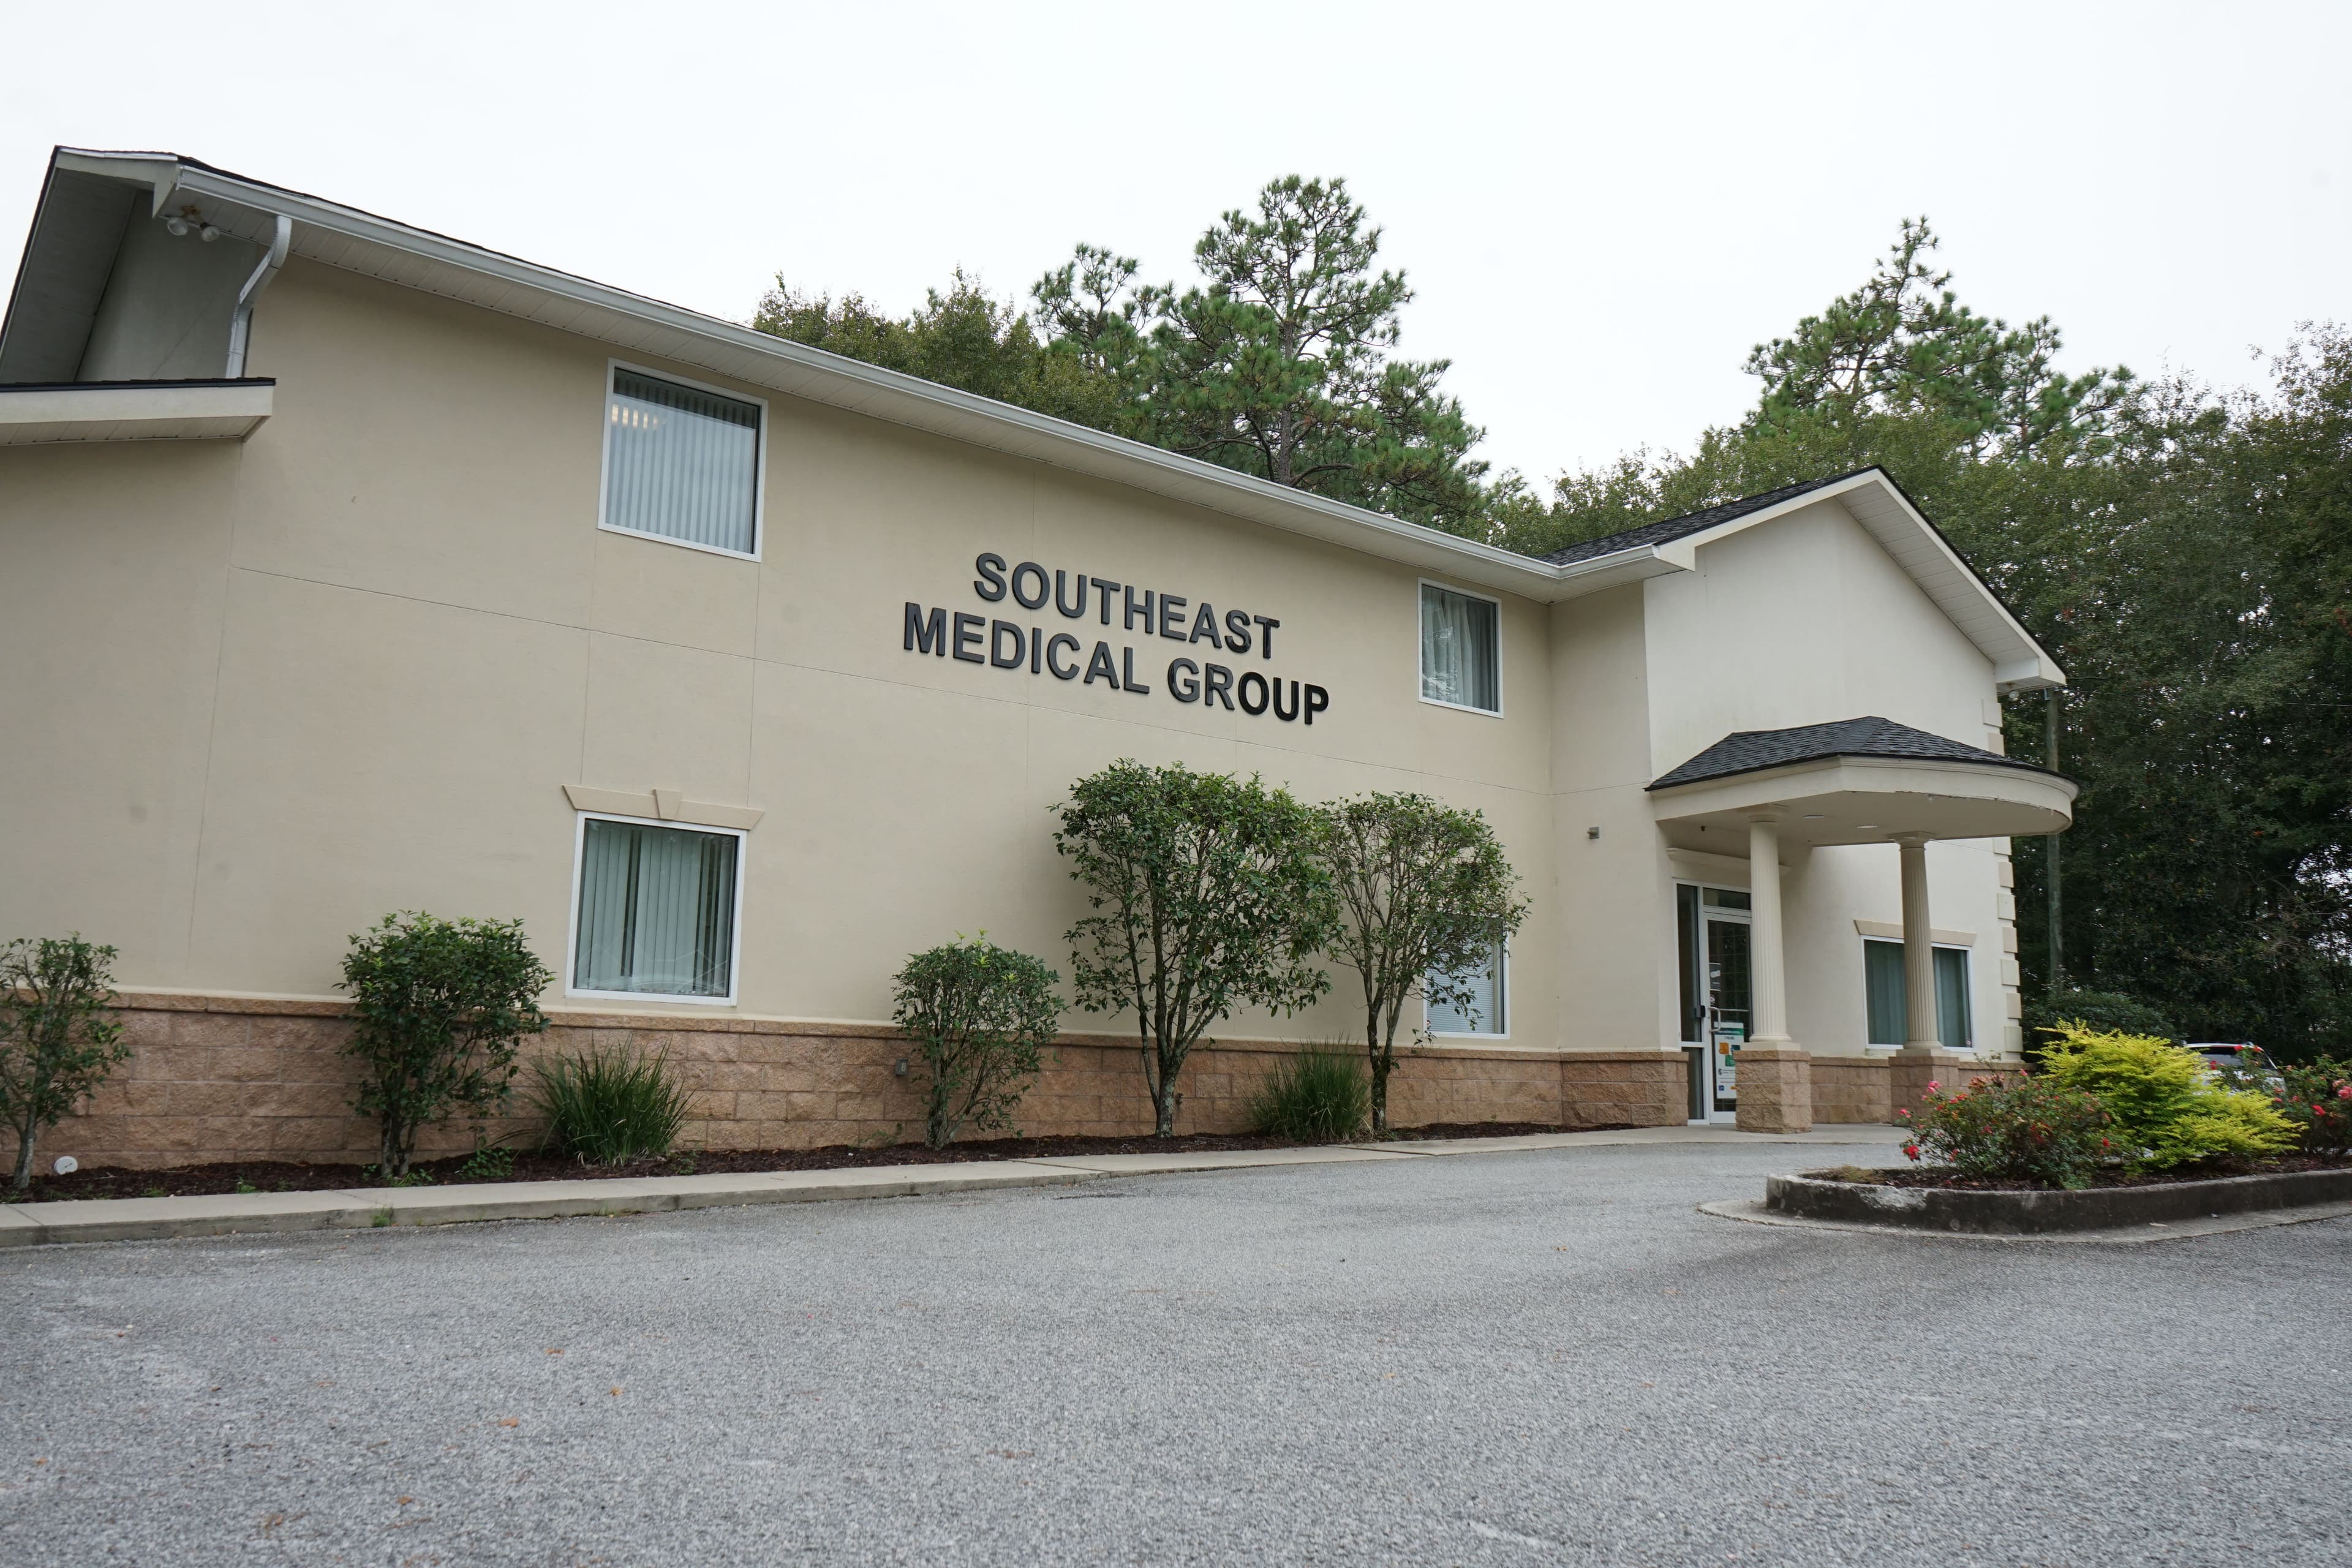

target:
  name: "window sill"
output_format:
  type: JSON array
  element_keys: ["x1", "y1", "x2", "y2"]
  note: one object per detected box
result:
[{"x1": 1417, "y1": 694, "x2": 1504, "y2": 720}]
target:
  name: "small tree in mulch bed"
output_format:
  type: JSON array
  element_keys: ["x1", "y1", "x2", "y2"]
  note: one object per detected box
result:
[
  {"x1": 1314, "y1": 791, "x2": 1527, "y2": 1135},
  {"x1": 1056, "y1": 760, "x2": 1336, "y2": 1137},
  {"x1": 0, "y1": 935, "x2": 129, "y2": 1194},
  {"x1": 892, "y1": 936, "x2": 1061, "y2": 1148},
  {"x1": 339, "y1": 913, "x2": 552, "y2": 1178}
]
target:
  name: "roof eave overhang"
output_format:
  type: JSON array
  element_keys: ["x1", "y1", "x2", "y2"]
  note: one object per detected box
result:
[
  {"x1": 1647, "y1": 754, "x2": 2076, "y2": 846},
  {"x1": 0, "y1": 378, "x2": 273, "y2": 445},
  {"x1": 0, "y1": 153, "x2": 2076, "y2": 666}
]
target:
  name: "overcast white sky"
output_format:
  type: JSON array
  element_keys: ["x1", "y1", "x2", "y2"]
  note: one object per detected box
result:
[{"x1": 6, "y1": 2, "x2": 2345, "y2": 484}]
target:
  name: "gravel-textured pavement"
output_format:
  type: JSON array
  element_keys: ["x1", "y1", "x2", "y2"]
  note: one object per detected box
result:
[{"x1": 2, "y1": 1137, "x2": 2345, "y2": 1566}]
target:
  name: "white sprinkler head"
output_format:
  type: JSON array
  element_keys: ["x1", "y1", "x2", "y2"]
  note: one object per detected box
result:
[{"x1": 51, "y1": 1155, "x2": 78, "y2": 1176}]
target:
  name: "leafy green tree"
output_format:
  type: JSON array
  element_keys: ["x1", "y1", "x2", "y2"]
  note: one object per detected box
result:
[
  {"x1": 0, "y1": 935, "x2": 128, "y2": 1193},
  {"x1": 1101, "y1": 176, "x2": 1493, "y2": 529},
  {"x1": 1315, "y1": 793, "x2": 1528, "y2": 1133},
  {"x1": 339, "y1": 913, "x2": 553, "y2": 1177},
  {"x1": 752, "y1": 270, "x2": 1124, "y2": 430},
  {"x1": 891, "y1": 935, "x2": 1061, "y2": 1148},
  {"x1": 1055, "y1": 761, "x2": 1336, "y2": 1136}
]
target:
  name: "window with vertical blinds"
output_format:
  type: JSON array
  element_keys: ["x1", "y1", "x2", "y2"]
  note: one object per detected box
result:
[
  {"x1": 1428, "y1": 939, "x2": 1508, "y2": 1036},
  {"x1": 1862, "y1": 939, "x2": 1973, "y2": 1049},
  {"x1": 1420, "y1": 582, "x2": 1501, "y2": 713},
  {"x1": 601, "y1": 368, "x2": 762, "y2": 556},
  {"x1": 572, "y1": 816, "x2": 741, "y2": 1000}
]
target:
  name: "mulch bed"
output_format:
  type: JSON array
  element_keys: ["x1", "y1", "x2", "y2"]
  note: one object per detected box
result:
[
  {"x1": 1812, "y1": 1155, "x2": 2342, "y2": 1191},
  {"x1": 15, "y1": 1121, "x2": 1627, "y2": 1203}
]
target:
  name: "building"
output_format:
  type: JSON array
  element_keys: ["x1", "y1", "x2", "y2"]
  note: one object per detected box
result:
[{"x1": 0, "y1": 148, "x2": 2074, "y2": 1168}]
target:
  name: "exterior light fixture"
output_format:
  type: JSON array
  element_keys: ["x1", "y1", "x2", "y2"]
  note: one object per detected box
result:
[{"x1": 164, "y1": 215, "x2": 188, "y2": 236}]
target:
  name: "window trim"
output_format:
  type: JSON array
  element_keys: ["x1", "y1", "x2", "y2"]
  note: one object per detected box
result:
[
  {"x1": 564, "y1": 809, "x2": 748, "y2": 1007},
  {"x1": 1425, "y1": 937, "x2": 1510, "y2": 1040},
  {"x1": 1859, "y1": 936, "x2": 1973, "y2": 1051},
  {"x1": 595, "y1": 358, "x2": 768, "y2": 563},
  {"x1": 1416, "y1": 577, "x2": 1506, "y2": 719}
]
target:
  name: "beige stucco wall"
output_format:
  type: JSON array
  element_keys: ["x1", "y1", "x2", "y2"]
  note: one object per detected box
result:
[
  {"x1": 0, "y1": 254, "x2": 2024, "y2": 1088},
  {"x1": 1640, "y1": 499, "x2": 2019, "y2": 1060},
  {"x1": 0, "y1": 257, "x2": 1562, "y2": 1047}
]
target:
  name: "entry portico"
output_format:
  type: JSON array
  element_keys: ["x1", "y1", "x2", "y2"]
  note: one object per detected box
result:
[{"x1": 1649, "y1": 717, "x2": 2076, "y2": 1130}]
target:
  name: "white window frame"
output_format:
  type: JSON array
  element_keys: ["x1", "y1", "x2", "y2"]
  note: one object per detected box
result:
[
  {"x1": 1425, "y1": 937, "x2": 1510, "y2": 1039},
  {"x1": 1417, "y1": 578, "x2": 1506, "y2": 719},
  {"x1": 564, "y1": 809, "x2": 748, "y2": 1007},
  {"x1": 596, "y1": 359, "x2": 768, "y2": 562},
  {"x1": 1858, "y1": 937, "x2": 1973, "y2": 1052}
]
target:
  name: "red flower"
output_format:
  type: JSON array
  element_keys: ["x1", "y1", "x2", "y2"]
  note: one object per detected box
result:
[{"x1": 1902, "y1": 1144, "x2": 1921, "y2": 1160}]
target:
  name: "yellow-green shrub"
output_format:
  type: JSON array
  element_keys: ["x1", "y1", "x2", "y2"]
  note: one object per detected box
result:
[{"x1": 2036, "y1": 1023, "x2": 2294, "y2": 1169}]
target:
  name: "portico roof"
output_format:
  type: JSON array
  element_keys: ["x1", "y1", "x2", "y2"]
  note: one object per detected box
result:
[{"x1": 1648, "y1": 717, "x2": 2075, "y2": 848}]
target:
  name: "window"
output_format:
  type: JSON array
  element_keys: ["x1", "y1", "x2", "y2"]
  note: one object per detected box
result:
[
  {"x1": 570, "y1": 814, "x2": 743, "y2": 1003},
  {"x1": 1427, "y1": 938, "x2": 1508, "y2": 1037},
  {"x1": 600, "y1": 365, "x2": 763, "y2": 557},
  {"x1": 1862, "y1": 939, "x2": 1972, "y2": 1049},
  {"x1": 1420, "y1": 581, "x2": 1500, "y2": 714}
]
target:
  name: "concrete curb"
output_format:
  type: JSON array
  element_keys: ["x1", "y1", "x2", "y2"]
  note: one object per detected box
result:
[
  {"x1": 1698, "y1": 1194, "x2": 2352, "y2": 1245},
  {"x1": 0, "y1": 1123, "x2": 1905, "y2": 1248}
]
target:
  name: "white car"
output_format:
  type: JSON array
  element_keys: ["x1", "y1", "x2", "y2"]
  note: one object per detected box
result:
[{"x1": 2190, "y1": 1042, "x2": 2283, "y2": 1095}]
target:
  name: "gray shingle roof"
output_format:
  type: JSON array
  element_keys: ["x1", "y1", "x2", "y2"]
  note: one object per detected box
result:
[
  {"x1": 1539, "y1": 470, "x2": 1866, "y2": 565},
  {"x1": 1648, "y1": 716, "x2": 2055, "y2": 791}
]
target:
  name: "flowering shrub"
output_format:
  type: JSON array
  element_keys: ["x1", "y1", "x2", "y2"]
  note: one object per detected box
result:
[
  {"x1": 1896, "y1": 1074, "x2": 2114, "y2": 1188},
  {"x1": 2036, "y1": 1024, "x2": 2295, "y2": 1170},
  {"x1": 2274, "y1": 1057, "x2": 2352, "y2": 1161}
]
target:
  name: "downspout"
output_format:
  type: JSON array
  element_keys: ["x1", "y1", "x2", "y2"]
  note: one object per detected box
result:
[{"x1": 225, "y1": 213, "x2": 292, "y2": 377}]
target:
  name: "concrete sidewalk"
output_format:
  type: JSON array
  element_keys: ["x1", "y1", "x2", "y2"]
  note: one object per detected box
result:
[{"x1": 0, "y1": 1122, "x2": 1904, "y2": 1247}]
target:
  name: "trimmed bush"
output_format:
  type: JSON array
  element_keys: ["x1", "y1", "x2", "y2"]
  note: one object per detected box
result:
[
  {"x1": 892, "y1": 936, "x2": 1059, "y2": 1148},
  {"x1": 530, "y1": 1048, "x2": 694, "y2": 1163},
  {"x1": 0, "y1": 935, "x2": 129, "y2": 1194},
  {"x1": 1247, "y1": 1047, "x2": 1370, "y2": 1144},
  {"x1": 2037, "y1": 1023, "x2": 2294, "y2": 1170},
  {"x1": 339, "y1": 913, "x2": 553, "y2": 1177},
  {"x1": 1896, "y1": 1074, "x2": 2116, "y2": 1188}
]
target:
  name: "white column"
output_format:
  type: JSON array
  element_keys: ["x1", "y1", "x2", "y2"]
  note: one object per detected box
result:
[
  {"x1": 1747, "y1": 813, "x2": 1792, "y2": 1046},
  {"x1": 1894, "y1": 833, "x2": 1939, "y2": 1052}
]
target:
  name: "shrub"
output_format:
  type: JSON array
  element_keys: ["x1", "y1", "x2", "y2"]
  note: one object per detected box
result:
[
  {"x1": 1247, "y1": 1047, "x2": 1370, "y2": 1144},
  {"x1": 339, "y1": 913, "x2": 552, "y2": 1177},
  {"x1": 2037, "y1": 1023, "x2": 2295, "y2": 1170},
  {"x1": 530, "y1": 1048, "x2": 693, "y2": 1163},
  {"x1": 892, "y1": 936, "x2": 1059, "y2": 1148},
  {"x1": 0, "y1": 935, "x2": 130, "y2": 1194},
  {"x1": 1896, "y1": 1074, "x2": 2115, "y2": 1188},
  {"x1": 2021, "y1": 989, "x2": 2177, "y2": 1052},
  {"x1": 2273, "y1": 1057, "x2": 2352, "y2": 1162}
]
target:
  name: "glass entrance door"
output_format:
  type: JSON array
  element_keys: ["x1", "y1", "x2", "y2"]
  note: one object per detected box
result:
[{"x1": 1703, "y1": 914, "x2": 1752, "y2": 1121}]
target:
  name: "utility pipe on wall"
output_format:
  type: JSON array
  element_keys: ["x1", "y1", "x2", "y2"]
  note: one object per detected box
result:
[{"x1": 225, "y1": 213, "x2": 292, "y2": 378}]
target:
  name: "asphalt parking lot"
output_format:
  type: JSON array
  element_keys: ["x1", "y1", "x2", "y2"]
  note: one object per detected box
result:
[{"x1": 3, "y1": 1136, "x2": 2345, "y2": 1567}]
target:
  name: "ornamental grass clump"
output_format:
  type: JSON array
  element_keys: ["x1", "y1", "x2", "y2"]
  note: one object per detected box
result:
[
  {"x1": 2035, "y1": 1023, "x2": 2294, "y2": 1170},
  {"x1": 1895, "y1": 1074, "x2": 2114, "y2": 1189},
  {"x1": 530, "y1": 1048, "x2": 695, "y2": 1164},
  {"x1": 1247, "y1": 1046, "x2": 1371, "y2": 1144}
]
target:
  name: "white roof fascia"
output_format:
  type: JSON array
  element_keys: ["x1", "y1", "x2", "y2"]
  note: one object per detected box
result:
[
  {"x1": 1651, "y1": 470, "x2": 2066, "y2": 693},
  {"x1": 54, "y1": 149, "x2": 183, "y2": 216}
]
